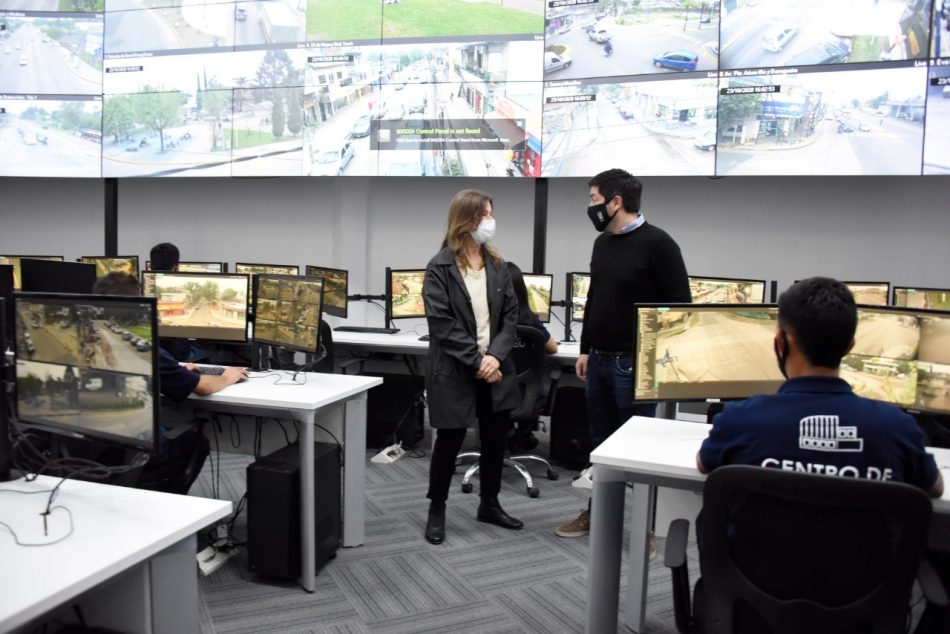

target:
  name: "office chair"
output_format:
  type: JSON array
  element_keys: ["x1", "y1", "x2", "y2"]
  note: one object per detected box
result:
[
  {"x1": 664, "y1": 465, "x2": 947, "y2": 634},
  {"x1": 457, "y1": 325, "x2": 558, "y2": 497}
]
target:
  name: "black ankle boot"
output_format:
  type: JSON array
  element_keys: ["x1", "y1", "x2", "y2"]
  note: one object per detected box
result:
[
  {"x1": 477, "y1": 498, "x2": 523, "y2": 530},
  {"x1": 425, "y1": 506, "x2": 446, "y2": 544}
]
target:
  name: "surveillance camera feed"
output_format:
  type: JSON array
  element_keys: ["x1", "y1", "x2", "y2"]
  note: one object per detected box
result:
[
  {"x1": 569, "y1": 272, "x2": 590, "y2": 322},
  {"x1": 634, "y1": 304, "x2": 784, "y2": 401},
  {"x1": 141, "y1": 271, "x2": 249, "y2": 342},
  {"x1": 846, "y1": 282, "x2": 890, "y2": 306},
  {"x1": 0, "y1": 255, "x2": 65, "y2": 289},
  {"x1": 80, "y1": 255, "x2": 139, "y2": 279},
  {"x1": 840, "y1": 307, "x2": 950, "y2": 414},
  {"x1": 14, "y1": 293, "x2": 157, "y2": 452},
  {"x1": 523, "y1": 273, "x2": 552, "y2": 323},
  {"x1": 253, "y1": 274, "x2": 323, "y2": 354},
  {"x1": 390, "y1": 269, "x2": 426, "y2": 319},
  {"x1": 689, "y1": 276, "x2": 767, "y2": 304},
  {"x1": 176, "y1": 261, "x2": 226, "y2": 273},
  {"x1": 893, "y1": 286, "x2": 950, "y2": 308},
  {"x1": 305, "y1": 266, "x2": 348, "y2": 318}
]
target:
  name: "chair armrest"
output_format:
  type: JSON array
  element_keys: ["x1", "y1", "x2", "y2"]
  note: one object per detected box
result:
[
  {"x1": 919, "y1": 558, "x2": 949, "y2": 608},
  {"x1": 664, "y1": 518, "x2": 690, "y2": 569}
]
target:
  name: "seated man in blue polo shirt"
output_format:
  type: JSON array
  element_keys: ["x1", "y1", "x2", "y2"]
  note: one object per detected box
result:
[{"x1": 698, "y1": 276, "x2": 943, "y2": 498}]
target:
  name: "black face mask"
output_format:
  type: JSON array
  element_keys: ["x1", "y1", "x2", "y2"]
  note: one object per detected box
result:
[
  {"x1": 587, "y1": 202, "x2": 614, "y2": 232},
  {"x1": 773, "y1": 330, "x2": 789, "y2": 379}
]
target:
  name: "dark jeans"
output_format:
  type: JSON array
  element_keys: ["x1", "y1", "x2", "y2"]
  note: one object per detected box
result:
[
  {"x1": 427, "y1": 380, "x2": 510, "y2": 505},
  {"x1": 586, "y1": 351, "x2": 656, "y2": 449}
]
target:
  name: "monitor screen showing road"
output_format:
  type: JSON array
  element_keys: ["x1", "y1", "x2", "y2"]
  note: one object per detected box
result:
[
  {"x1": 141, "y1": 271, "x2": 249, "y2": 342},
  {"x1": 893, "y1": 287, "x2": 950, "y2": 309},
  {"x1": 389, "y1": 269, "x2": 425, "y2": 319},
  {"x1": 253, "y1": 274, "x2": 323, "y2": 354},
  {"x1": 80, "y1": 255, "x2": 139, "y2": 280},
  {"x1": 305, "y1": 266, "x2": 348, "y2": 319},
  {"x1": 14, "y1": 292, "x2": 158, "y2": 452},
  {"x1": 2, "y1": 1, "x2": 948, "y2": 177},
  {"x1": 846, "y1": 282, "x2": 890, "y2": 306},
  {"x1": 569, "y1": 272, "x2": 590, "y2": 323},
  {"x1": 634, "y1": 304, "x2": 783, "y2": 401},
  {"x1": 523, "y1": 273, "x2": 552, "y2": 323},
  {"x1": 689, "y1": 276, "x2": 766, "y2": 304}
]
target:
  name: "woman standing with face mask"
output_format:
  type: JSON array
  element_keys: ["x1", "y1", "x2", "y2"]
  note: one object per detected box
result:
[{"x1": 421, "y1": 189, "x2": 522, "y2": 545}]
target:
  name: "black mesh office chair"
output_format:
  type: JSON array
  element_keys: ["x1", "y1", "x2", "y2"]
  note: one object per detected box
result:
[
  {"x1": 457, "y1": 325, "x2": 558, "y2": 497},
  {"x1": 664, "y1": 465, "x2": 947, "y2": 634}
]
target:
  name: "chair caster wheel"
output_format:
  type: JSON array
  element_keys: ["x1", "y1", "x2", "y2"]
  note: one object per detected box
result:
[
  {"x1": 547, "y1": 469, "x2": 559, "y2": 481},
  {"x1": 528, "y1": 487, "x2": 540, "y2": 498},
  {"x1": 461, "y1": 483, "x2": 473, "y2": 494}
]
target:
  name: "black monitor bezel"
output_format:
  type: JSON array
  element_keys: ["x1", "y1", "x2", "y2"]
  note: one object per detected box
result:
[
  {"x1": 688, "y1": 275, "x2": 768, "y2": 303},
  {"x1": 21, "y1": 259, "x2": 96, "y2": 294},
  {"x1": 252, "y1": 273, "x2": 325, "y2": 355},
  {"x1": 13, "y1": 291, "x2": 160, "y2": 454},
  {"x1": 386, "y1": 267, "x2": 427, "y2": 322},
  {"x1": 0, "y1": 265, "x2": 12, "y2": 343},
  {"x1": 0, "y1": 255, "x2": 66, "y2": 290},
  {"x1": 234, "y1": 262, "x2": 301, "y2": 276},
  {"x1": 305, "y1": 265, "x2": 349, "y2": 319},
  {"x1": 891, "y1": 285, "x2": 950, "y2": 307},
  {"x1": 79, "y1": 255, "x2": 141, "y2": 279},
  {"x1": 522, "y1": 272, "x2": 554, "y2": 324},
  {"x1": 141, "y1": 270, "x2": 251, "y2": 344},
  {"x1": 146, "y1": 260, "x2": 229, "y2": 273},
  {"x1": 633, "y1": 302, "x2": 782, "y2": 404},
  {"x1": 567, "y1": 271, "x2": 591, "y2": 323}
]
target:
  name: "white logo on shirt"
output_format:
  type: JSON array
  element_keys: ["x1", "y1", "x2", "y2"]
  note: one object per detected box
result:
[{"x1": 798, "y1": 415, "x2": 863, "y2": 453}]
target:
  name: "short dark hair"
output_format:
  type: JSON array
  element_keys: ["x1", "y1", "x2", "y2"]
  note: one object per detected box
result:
[
  {"x1": 150, "y1": 242, "x2": 179, "y2": 271},
  {"x1": 93, "y1": 272, "x2": 140, "y2": 296},
  {"x1": 588, "y1": 169, "x2": 643, "y2": 213},
  {"x1": 778, "y1": 277, "x2": 857, "y2": 369}
]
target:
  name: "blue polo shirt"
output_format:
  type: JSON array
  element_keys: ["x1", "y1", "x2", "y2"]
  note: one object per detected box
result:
[
  {"x1": 699, "y1": 376, "x2": 939, "y2": 491},
  {"x1": 158, "y1": 348, "x2": 200, "y2": 404}
]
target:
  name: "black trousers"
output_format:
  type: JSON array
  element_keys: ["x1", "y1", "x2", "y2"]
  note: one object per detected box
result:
[{"x1": 427, "y1": 380, "x2": 510, "y2": 504}]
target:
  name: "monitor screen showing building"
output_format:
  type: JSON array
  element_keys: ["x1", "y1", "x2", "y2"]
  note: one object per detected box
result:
[
  {"x1": 845, "y1": 282, "x2": 890, "y2": 306},
  {"x1": 14, "y1": 293, "x2": 158, "y2": 452},
  {"x1": 892, "y1": 287, "x2": 950, "y2": 310},
  {"x1": 141, "y1": 272, "x2": 249, "y2": 342},
  {"x1": 305, "y1": 266, "x2": 348, "y2": 319},
  {"x1": 689, "y1": 276, "x2": 766, "y2": 304},
  {"x1": 523, "y1": 273, "x2": 553, "y2": 323},
  {"x1": 569, "y1": 272, "x2": 590, "y2": 323},
  {"x1": 80, "y1": 256, "x2": 140, "y2": 280},
  {"x1": 253, "y1": 274, "x2": 323, "y2": 354},
  {"x1": 634, "y1": 304, "x2": 783, "y2": 401},
  {"x1": 389, "y1": 270, "x2": 426, "y2": 319}
]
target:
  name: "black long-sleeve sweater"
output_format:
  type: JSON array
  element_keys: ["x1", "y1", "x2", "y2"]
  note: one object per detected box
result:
[{"x1": 580, "y1": 222, "x2": 691, "y2": 354}]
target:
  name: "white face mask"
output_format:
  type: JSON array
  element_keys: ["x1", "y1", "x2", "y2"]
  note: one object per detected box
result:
[{"x1": 471, "y1": 218, "x2": 496, "y2": 245}]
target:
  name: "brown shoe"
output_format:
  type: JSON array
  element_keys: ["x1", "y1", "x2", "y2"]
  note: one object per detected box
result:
[{"x1": 555, "y1": 509, "x2": 590, "y2": 538}]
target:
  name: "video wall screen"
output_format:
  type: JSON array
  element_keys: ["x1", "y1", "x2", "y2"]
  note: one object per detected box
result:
[{"x1": 3, "y1": 1, "x2": 948, "y2": 177}]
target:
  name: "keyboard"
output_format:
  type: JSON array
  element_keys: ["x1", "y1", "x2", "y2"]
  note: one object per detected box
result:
[
  {"x1": 334, "y1": 326, "x2": 400, "y2": 334},
  {"x1": 197, "y1": 365, "x2": 226, "y2": 376}
]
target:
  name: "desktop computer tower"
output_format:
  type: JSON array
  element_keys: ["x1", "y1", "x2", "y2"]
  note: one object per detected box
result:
[{"x1": 246, "y1": 442, "x2": 340, "y2": 579}]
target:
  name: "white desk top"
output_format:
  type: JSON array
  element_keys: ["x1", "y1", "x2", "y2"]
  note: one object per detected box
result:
[
  {"x1": 0, "y1": 476, "x2": 231, "y2": 632},
  {"x1": 188, "y1": 370, "x2": 382, "y2": 411},
  {"x1": 592, "y1": 416, "x2": 950, "y2": 510}
]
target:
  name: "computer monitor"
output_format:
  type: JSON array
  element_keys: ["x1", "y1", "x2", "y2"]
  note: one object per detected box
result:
[
  {"x1": 387, "y1": 268, "x2": 426, "y2": 321},
  {"x1": 141, "y1": 271, "x2": 250, "y2": 343},
  {"x1": 844, "y1": 281, "x2": 890, "y2": 306},
  {"x1": 14, "y1": 292, "x2": 159, "y2": 453},
  {"x1": 567, "y1": 272, "x2": 590, "y2": 322},
  {"x1": 634, "y1": 303, "x2": 783, "y2": 402},
  {"x1": 305, "y1": 266, "x2": 348, "y2": 319},
  {"x1": 234, "y1": 262, "x2": 300, "y2": 276},
  {"x1": 842, "y1": 306, "x2": 950, "y2": 415},
  {"x1": 0, "y1": 265, "x2": 12, "y2": 343},
  {"x1": 253, "y1": 274, "x2": 324, "y2": 355},
  {"x1": 892, "y1": 286, "x2": 950, "y2": 310},
  {"x1": 522, "y1": 273, "x2": 553, "y2": 323},
  {"x1": 0, "y1": 255, "x2": 65, "y2": 290},
  {"x1": 146, "y1": 260, "x2": 228, "y2": 273},
  {"x1": 689, "y1": 276, "x2": 767, "y2": 304},
  {"x1": 21, "y1": 259, "x2": 96, "y2": 294},
  {"x1": 79, "y1": 256, "x2": 140, "y2": 280}
]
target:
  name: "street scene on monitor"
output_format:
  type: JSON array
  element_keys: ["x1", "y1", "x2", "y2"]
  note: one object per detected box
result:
[
  {"x1": 525, "y1": 276, "x2": 551, "y2": 321},
  {"x1": 842, "y1": 310, "x2": 919, "y2": 406},
  {"x1": 918, "y1": 314, "x2": 950, "y2": 364},
  {"x1": 720, "y1": 0, "x2": 932, "y2": 71},
  {"x1": 894, "y1": 289, "x2": 950, "y2": 309},
  {"x1": 306, "y1": 268, "x2": 346, "y2": 313},
  {"x1": 255, "y1": 276, "x2": 322, "y2": 352},
  {"x1": 715, "y1": 64, "x2": 927, "y2": 176},
  {"x1": 84, "y1": 257, "x2": 137, "y2": 279},
  {"x1": 391, "y1": 270, "x2": 425, "y2": 318},
  {"x1": 544, "y1": 0, "x2": 718, "y2": 80},
  {"x1": 145, "y1": 274, "x2": 248, "y2": 341},
  {"x1": 847, "y1": 283, "x2": 890, "y2": 306},
  {"x1": 0, "y1": 2, "x2": 103, "y2": 10},
  {"x1": 571, "y1": 274, "x2": 589, "y2": 321},
  {"x1": 923, "y1": 65, "x2": 950, "y2": 174},
  {"x1": 689, "y1": 278, "x2": 765, "y2": 304},
  {"x1": 916, "y1": 361, "x2": 950, "y2": 413}
]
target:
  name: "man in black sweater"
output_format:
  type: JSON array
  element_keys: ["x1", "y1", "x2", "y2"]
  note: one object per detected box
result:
[{"x1": 556, "y1": 168, "x2": 691, "y2": 538}]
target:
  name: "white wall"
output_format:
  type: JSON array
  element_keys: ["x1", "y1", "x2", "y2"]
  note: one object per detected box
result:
[{"x1": 2, "y1": 175, "x2": 949, "y2": 334}]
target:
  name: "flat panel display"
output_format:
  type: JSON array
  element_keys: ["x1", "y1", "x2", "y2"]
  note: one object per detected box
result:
[
  {"x1": 253, "y1": 273, "x2": 323, "y2": 354},
  {"x1": 304, "y1": 265, "x2": 348, "y2": 319},
  {"x1": 141, "y1": 271, "x2": 249, "y2": 342},
  {"x1": 846, "y1": 281, "x2": 891, "y2": 306},
  {"x1": 893, "y1": 286, "x2": 950, "y2": 308},
  {"x1": 388, "y1": 268, "x2": 425, "y2": 320},
  {"x1": 80, "y1": 255, "x2": 139, "y2": 279},
  {"x1": 523, "y1": 273, "x2": 553, "y2": 323},
  {"x1": 0, "y1": 255, "x2": 64, "y2": 290},
  {"x1": 568, "y1": 271, "x2": 590, "y2": 323},
  {"x1": 689, "y1": 275, "x2": 767, "y2": 304}
]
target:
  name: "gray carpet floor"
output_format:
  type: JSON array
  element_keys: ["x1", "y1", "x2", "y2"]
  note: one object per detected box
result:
[{"x1": 190, "y1": 430, "x2": 699, "y2": 634}]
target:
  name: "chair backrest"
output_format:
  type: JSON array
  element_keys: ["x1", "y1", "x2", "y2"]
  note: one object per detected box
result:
[
  {"x1": 510, "y1": 325, "x2": 546, "y2": 424},
  {"x1": 313, "y1": 319, "x2": 334, "y2": 373},
  {"x1": 699, "y1": 465, "x2": 932, "y2": 634}
]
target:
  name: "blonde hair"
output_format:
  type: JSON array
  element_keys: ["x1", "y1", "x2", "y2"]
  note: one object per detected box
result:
[{"x1": 441, "y1": 189, "x2": 503, "y2": 270}]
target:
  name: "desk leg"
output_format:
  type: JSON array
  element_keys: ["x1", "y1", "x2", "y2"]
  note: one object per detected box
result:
[
  {"x1": 150, "y1": 535, "x2": 201, "y2": 634},
  {"x1": 300, "y1": 415, "x2": 317, "y2": 593},
  {"x1": 343, "y1": 393, "x2": 367, "y2": 547},
  {"x1": 625, "y1": 483, "x2": 655, "y2": 633},
  {"x1": 586, "y1": 470, "x2": 626, "y2": 634}
]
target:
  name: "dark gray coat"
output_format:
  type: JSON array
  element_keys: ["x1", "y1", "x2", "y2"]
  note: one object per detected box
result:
[{"x1": 423, "y1": 247, "x2": 520, "y2": 429}]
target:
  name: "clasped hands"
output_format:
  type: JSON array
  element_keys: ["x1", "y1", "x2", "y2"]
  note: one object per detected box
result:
[{"x1": 476, "y1": 354, "x2": 502, "y2": 384}]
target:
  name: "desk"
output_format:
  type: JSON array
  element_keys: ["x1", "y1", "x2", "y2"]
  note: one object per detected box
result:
[
  {"x1": 0, "y1": 476, "x2": 230, "y2": 634},
  {"x1": 187, "y1": 370, "x2": 382, "y2": 593},
  {"x1": 585, "y1": 416, "x2": 950, "y2": 634}
]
